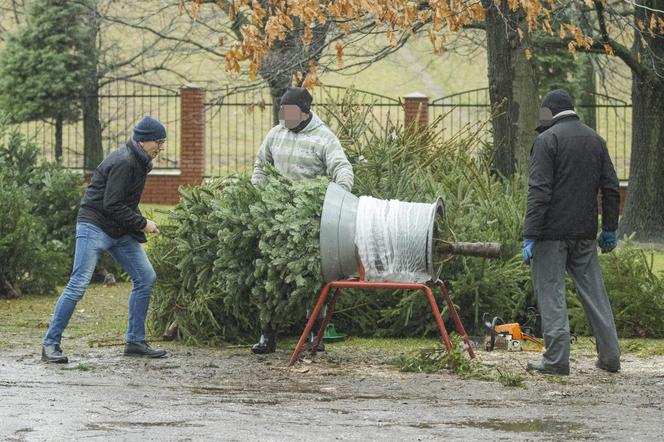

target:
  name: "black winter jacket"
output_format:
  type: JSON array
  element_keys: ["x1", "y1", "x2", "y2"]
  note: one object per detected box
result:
[
  {"x1": 523, "y1": 114, "x2": 620, "y2": 240},
  {"x1": 78, "y1": 143, "x2": 149, "y2": 243}
]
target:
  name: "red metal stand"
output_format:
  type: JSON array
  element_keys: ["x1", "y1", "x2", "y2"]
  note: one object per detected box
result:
[{"x1": 289, "y1": 265, "x2": 476, "y2": 366}]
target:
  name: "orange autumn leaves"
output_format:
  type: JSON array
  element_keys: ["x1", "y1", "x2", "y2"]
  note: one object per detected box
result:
[{"x1": 189, "y1": 0, "x2": 662, "y2": 84}]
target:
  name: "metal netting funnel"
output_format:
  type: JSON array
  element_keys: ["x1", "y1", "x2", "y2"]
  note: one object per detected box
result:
[
  {"x1": 320, "y1": 182, "x2": 445, "y2": 283},
  {"x1": 320, "y1": 182, "x2": 360, "y2": 282}
]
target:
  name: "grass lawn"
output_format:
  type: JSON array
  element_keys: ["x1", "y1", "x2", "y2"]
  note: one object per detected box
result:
[
  {"x1": 3, "y1": 282, "x2": 663, "y2": 359},
  {"x1": 0, "y1": 284, "x2": 133, "y2": 350}
]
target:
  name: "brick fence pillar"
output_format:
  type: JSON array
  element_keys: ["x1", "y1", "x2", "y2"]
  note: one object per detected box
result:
[
  {"x1": 403, "y1": 92, "x2": 429, "y2": 129},
  {"x1": 141, "y1": 85, "x2": 206, "y2": 205},
  {"x1": 179, "y1": 85, "x2": 206, "y2": 187}
]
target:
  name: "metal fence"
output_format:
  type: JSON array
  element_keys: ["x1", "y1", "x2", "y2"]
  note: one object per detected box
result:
[
  {"x1": 430, "y1": 88, "x2": 631, "y2": 180},
  {"x1": 4, "y1": 82, "x2": 631, "y2": 180},
  {"x1": 579, "y1": 93, "x2": 631, "y2": 180},
  {"x1": 1, "y1": 80, "x2": 181, "y2": 170},
  {"x1": 205, "y1": 85, "x2": 402, "y2": 177},
  {"x1": 430, "y1": 87, "x2": 493, "y2": 145}
]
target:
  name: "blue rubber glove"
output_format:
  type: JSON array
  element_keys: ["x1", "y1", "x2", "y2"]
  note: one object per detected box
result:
[
  {"x1": 598, "y1": 230, "x2": 618, "y2": 253},
  {"x1": 523, "y1": 239, "x2": 535, "y2": 264}
]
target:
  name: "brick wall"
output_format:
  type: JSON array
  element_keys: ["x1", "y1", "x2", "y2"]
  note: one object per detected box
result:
[{"x1": 141, "y1": 85, "x2": 206, "y2": 205}]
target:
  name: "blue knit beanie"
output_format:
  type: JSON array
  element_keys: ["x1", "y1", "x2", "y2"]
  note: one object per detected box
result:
[{"x1": 133, "y1": 116, "x2": 166, "y2": 142}]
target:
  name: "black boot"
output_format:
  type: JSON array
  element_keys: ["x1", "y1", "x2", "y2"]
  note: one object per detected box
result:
[
  {"x1": 596, "y1": 359, "x2": 620, "y2": 373},
  {"x1": 42, "y1": 344, "x2": 68, "y2": 363},
  {"x1": 526, "y1": 361, "x2": 570, "y2": 376},
  {"x1": 124, "y1": 341, "x2": 167, "y2": 358},
  {"x1": 251, "y1": 326, "x2": 276, "y2": 354}
]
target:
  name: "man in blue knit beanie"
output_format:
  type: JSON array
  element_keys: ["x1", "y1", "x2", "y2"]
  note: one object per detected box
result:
[{"x1": 42, "y1": 116, "x2": 168, "y2": 363}]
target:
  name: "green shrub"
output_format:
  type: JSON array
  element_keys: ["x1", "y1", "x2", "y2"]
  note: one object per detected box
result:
[
  {"x1": 0, "y1": 131, "x2": 83, "y2": 248},
  {"x1": 0, "y1": 130, "x2": 83, "y2": 297},
  {"x1": 0, "y1": 174, "x2": 69, "y2": 297}
]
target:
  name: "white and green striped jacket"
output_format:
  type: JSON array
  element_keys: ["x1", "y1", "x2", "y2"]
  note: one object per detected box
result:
[{"x1": 251, "y1": 111, "x2": 354, "y2": 192}]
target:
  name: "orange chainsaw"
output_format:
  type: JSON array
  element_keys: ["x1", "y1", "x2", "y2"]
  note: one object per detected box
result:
[{"x1": 484, "y1": 315, "x2": 544, "y2": 352}]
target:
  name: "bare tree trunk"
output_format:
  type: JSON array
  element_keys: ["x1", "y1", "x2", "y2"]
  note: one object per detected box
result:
[
  {"x1": 619, "y1": 75, "x2": 664, "y2": 242},
  {"x1": 512, "y1": 48, "x2": 540, "y2": 169},
  {"x1": 483, "y1": 1, "x2": 539, "y2": 177},
  {"x1": 618, "y1": 0, "x2": 664, "y2": 243},
  {"x1": 258, "y1": 22, "x2": 330, "y2": 126},
  {"x1": 82, "y1": 79, "x2": 103, "y2": 171},
  {"x1": 578, "y1": 55, "x2": 597, "y2": 129},
  {"x1": 54, "y1": 114, "x2": 63, "y2": 161},
  {"x1": 82, "y1": 2, "x2": 103, "y2": 172}
]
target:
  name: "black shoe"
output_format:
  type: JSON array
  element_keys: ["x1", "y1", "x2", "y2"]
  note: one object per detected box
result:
[
  {"x1": 596, "y1": 359, "x2": 620, "y2": 373},
  {"x1": 42, "y1": 344, "x2": 69, "y2": 363},
  {"x1": 303, "y1": 334, "x2": 326, "y2": 352},
  {"x1": 124, "y1": 341, "x2": 167, "y2": 358},
  {"x1": 251, "y1": 327, "x2": 276, "y2": 354},
  {"x1": 526, "y1": 361, "x2": 570, "y2": 376}
]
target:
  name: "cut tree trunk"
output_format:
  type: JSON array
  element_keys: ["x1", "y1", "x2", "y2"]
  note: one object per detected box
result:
[{"x1": 436, "y1": 241, "x2": 503, "y2": 259}]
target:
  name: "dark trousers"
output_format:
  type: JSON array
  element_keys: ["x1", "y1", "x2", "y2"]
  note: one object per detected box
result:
[{"x1": 532, "y1": 240, "x2": 620, "y2": 369}]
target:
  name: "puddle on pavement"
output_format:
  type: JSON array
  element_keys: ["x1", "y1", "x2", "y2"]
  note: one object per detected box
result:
[
  {"x1": 459, "y1": 418, "x2": 583, "y2": 434},
  {"x1": 86, "y1": 421, "x2": 204, "y2": 431},
  {"x1": 410, "y1": 422, "x2": 434, "y2": 429}
]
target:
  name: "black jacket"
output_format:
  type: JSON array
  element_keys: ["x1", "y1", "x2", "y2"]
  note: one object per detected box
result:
[
  {"x1": 523, "y1": 114, "x2": 620, "y2": 240},
  {"x1": 78, "y1": 143, "x2": 149, "y2": 243}
]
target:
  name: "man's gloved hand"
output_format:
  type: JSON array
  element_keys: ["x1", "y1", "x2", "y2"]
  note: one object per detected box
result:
[
  {"x1": 598, "y1": 230, "x2": 618, "y2": 253},
  {"x1": 523, "y1": 239, "x2": 535, "y2": 264}
]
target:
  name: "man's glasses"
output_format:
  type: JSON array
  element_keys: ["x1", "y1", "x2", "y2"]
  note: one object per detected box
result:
[{"x1": 156, "y1": 139, "x2": 167, "y2": 148}]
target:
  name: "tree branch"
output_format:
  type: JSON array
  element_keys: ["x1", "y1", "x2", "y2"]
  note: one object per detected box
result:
[{"x1": 594, "y1": 0, "x2": 650, "y2": 78}]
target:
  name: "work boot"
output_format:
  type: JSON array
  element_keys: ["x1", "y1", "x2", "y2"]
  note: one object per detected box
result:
[
  {"x1": 596, "y1": 359, "x2": 620, "y2": 373},
  {"x1": 304, "y1": 317, "x2": 325, "y2": 352},
  {"x1": 42, "y1": 344, "x2": 68, "y2": 364},
  {"x1": 251, "y1": 327, "x2": 276, "y2": 354},
  {"x1": 526, "y1": 361, "x2": 570, "y2": 376},
  {"x1": 124, "y1": 341, "x2": 167, "y2": 358}
]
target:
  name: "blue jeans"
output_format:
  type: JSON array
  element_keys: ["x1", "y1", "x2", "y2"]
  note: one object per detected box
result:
[{"x1": 43, "y1": 222, "x2": 157, "y2": 345}]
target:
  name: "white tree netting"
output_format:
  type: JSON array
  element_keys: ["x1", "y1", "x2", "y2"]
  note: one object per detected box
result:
[{"x1": 355, "y1": 196, "x2": 439, "y2": 283}]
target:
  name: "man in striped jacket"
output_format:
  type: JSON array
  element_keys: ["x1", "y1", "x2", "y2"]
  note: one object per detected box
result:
[
  {"x1": 251, "y1": 87, "x2": 354, "y2": 192},
  {"x1": 250, "y1": 87, "x2": 354, "y2": 354}
]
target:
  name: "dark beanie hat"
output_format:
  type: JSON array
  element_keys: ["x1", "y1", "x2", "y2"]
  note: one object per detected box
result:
[
  {"x1": 133, "y1": 116, "x2": 167, "y2": 142},
  {"x1": 540, "y1": 89, "x2": 575, "y2": 116},
  {"x1": 280, "y1": 87, "x2": 313, "y2": 113}
]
